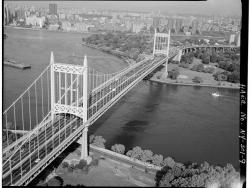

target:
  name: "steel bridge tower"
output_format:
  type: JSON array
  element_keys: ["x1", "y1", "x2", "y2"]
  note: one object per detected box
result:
[
  {"x1": 50, "y1": 52, "x2": 89, "y2": 160},
  {"x1": 153, "y1": 29, "x2": 171, "y2": 77}
]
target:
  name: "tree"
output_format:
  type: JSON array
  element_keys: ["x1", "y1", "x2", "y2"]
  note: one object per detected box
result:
[
  {"x1": 158, "y1": 160, "x2": 240, "y2": 187},
  {"x1": 227, "y1": 71, "x2": 240, "y2": 83},
  {"x1": 202, "y1": 53, "x2": 210, "y2": 64},
  {"x1": 152, "y1": 154, "x2": 164, "y2": 166},
  {"x1": 141, "y1": 150, "x2": 154, "y2": 163},
  {"x1": 191, "y1": 64, "x2": 204, "y2": 72},
  {"x1": 168, "y1": 68, "x2": 180, "y2": 80},
  {"x1": 163, "y1": 157, "x2": 176, "y2": 168},
  {"x1": 77, "y1": 159, "x2": 87, "y2": 169},
  {"x1": 204, "y1": 67, "x2": 215, "y2": 74},
  {"x1": 210, "y1": 52, "x2": 218, "y2": 63},
  {"x1": 126, "y1": 146, "x2": 144, "y2": 160},
  {"x1": 47, "y1": 176, "x2": 63, "y2": 186},
  {"x1": 92, "y1": 136, "x2": 106, "y2": 148},
  {"x1": 179, "y1": 63, "x2": 189, "y2": 68},
  {"x1": 209, "y1": 39, "x2": 216, "y2": 45},
  {"x1": 61, "y1": 161, "x2": 69, "y2": 168},
  {"x1": 111, "y1": 144, "x2": 125, "y2": 154}
]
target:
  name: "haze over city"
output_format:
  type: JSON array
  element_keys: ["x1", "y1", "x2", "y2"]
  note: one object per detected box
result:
[{"x1": 6, "y1": 0, "x2": 241, "y2": 16}]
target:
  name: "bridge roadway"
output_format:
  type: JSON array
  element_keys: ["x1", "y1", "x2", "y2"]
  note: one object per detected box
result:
[{"x1": 3, "y1": 53, "x2": 172, "y2": 186}]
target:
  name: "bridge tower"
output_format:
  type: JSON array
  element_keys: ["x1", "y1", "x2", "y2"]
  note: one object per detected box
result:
[
  {"x1": 50, "y1": 52, "x2": 89, "y2": 160},
  {"x1": 153, "y1": 29, "x2": 170, "y2": 77}
]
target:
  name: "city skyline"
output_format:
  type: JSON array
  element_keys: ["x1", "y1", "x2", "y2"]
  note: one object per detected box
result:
[{"x1": 5, "y1": 0, "x2": 242, "y2": 16}]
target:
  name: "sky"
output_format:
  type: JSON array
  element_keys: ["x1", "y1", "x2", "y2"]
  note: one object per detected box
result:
[{"x1": 5, "y1": 0, "x2": 242, "y2": 16}]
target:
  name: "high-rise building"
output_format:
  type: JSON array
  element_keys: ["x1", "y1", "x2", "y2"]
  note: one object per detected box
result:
[
  {"x1": 191, "y1": 20, "x2": 198, "y2": 35},
  {"x1": 236, "y1": 33, "x2": 240, "y2": 47},
  {"x1": 4, "y1": 4, "x2": 10, "y2": 25},
  {"x1": 15, "y1": 7, "x2": 25, "y2": 21},
  {"x1": 49, "y1": 4, "x2": 57, "y2": 15},
  {"x1": 175, "y1": 18, "x2": 183, "y2": 33},
  {"x1": 229, "y1": 34, "x2": 235, "y2": 44},
  {"x1": 153, "y1": 17, "x2": 161, "y2": 29}
]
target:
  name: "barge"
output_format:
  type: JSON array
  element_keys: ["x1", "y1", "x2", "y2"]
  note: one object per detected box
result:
[{"x1": 4, "y1": 59, "x2": 31, "y2": 69}]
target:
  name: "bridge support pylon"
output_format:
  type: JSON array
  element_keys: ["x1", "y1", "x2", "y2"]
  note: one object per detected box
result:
[
  {"x1": 80, "y1": 55, "x2": 91, "y2": 163},
  {"x1": 81, "y1": 127, "x2": 88, "y2": 159}
]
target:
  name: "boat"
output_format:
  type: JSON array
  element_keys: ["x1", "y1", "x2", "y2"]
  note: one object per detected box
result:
[
  {"x1": 211, "y1": 92, "x2": 221, "y2": 97},
  {"x1": 4, "y1": 59, "x2": 31, "y2": 69}
]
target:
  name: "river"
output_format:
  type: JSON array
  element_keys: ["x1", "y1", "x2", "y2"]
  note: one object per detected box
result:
[{"x1": 3, "y1": 27, "x2": 239, "y2": 169}]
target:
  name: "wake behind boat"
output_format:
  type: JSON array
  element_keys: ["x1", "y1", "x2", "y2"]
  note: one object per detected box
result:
[{"x1": 211, "y1": 92, "x2": 221, "y2": 97}]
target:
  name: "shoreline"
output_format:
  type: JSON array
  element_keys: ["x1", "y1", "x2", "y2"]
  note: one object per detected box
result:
[
  {"x1": 82, "y1": 42, "x2": 134, "y2": 66},
  {"x1": 4, "y1": 25, "x2": 94, "y2": 35},
  {"x1": 150, "y1": 77, "x2": 240, "y2": 90},
  {"x1": 6, "y1": 26, "x2": 239, "y2": 90}
]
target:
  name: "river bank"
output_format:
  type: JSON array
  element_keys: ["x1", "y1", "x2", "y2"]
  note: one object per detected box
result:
[
  {"x1": 150, "y1": 77, "x2": 240, "y2": 89},
  {"x1": 82, "y1": 42, "x2": 135, "y2": 66},
  {"x1": 149, "y1": 59, "x2": 240, "y2": 90},
  {"x1": 4, "y1": 25, "x2": 94, "y2": 35}
]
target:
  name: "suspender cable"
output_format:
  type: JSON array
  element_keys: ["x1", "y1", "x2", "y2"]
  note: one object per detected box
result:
[
  {"x1": 65, "y1": 73, "x2": 67, "y2": 105},
  {"x1": 28, "y1": 90, "x2": 32, "y2": 131},
  {"x1": 28, "y1": 90, "x2": 32, "y2": 171},
  {"x1": 41, "y1": 76, "x2": 44, "y2": 118},
  {"x1": 77, "y1": 74, "x2": 79, "y2": 108},
  {"x1": 21, "y1": 97, "x2": 24, "y2": 132},
  {"x1": 35, "y1": 82, "x2": 38, "y2": 126},
  {"x1": 71, "y1": 74, "x2": 73, "y2": 105},
  {"x1": 6, "y1": 114, "x2": 9, "y2": 147},
  {"x1": 47, "y1": 70, "x2": 50, "y2": 113},
  {"x1": 59, "y1": 72, "x2": 61, "y2": 105},
  {"x1": 58, "y1": 72, "x2": 61, "y2": 144},
  {"x1": 13, "y1": 104, "x2": 17, "y2": 142}
]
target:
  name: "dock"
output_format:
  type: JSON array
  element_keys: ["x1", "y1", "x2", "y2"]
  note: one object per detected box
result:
[{"x1": 4, "y1": 59, "x2": 31, "y2": 69}]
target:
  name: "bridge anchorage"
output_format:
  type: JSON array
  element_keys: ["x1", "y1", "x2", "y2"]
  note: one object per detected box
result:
[{"x1": 2, "y1": 30, "x2": 171, "y2": 186}]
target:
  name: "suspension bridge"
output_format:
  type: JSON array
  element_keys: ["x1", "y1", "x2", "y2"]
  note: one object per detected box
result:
[{"x1": 2, "y1": 29, "x2": 238, "y2": 186}]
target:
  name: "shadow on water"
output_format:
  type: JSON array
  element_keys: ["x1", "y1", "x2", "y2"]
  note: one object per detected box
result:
[
  {"x1": 88, "y1": 95, "x2": 129, "y2": 135},
  {"x1": 105, "y1": 81, "x2": 165, "y2": 150},
  {"x1": 89, "y1": 81, "x2": 147, "y2": 135},
  {"x1": 164, "y1": 83, "x2": 179, "y2": 94},
  {"x1": 193, "y1": 85, "x2": 202, "y2": 91}
]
